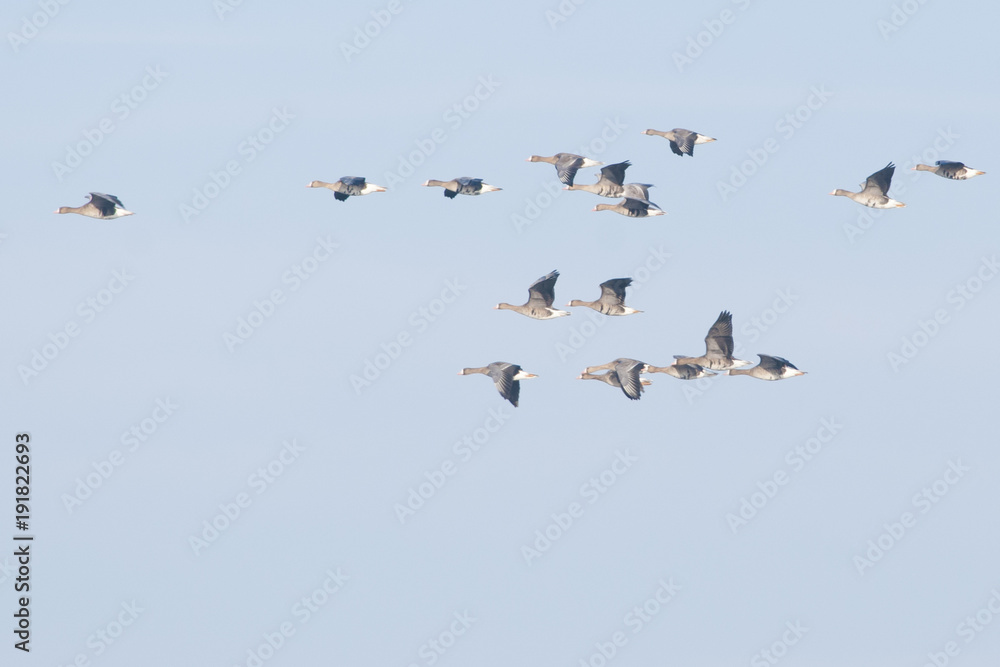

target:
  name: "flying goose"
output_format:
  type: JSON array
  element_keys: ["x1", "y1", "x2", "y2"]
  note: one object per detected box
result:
[
  {"x1": 527, "y1": 153, "x2": 603, "y2": 186},
  {"x1": 673, "y1": 311, "x2": 751, "y2": 370},
  {"x1": 459, "y1": 362, "x2": 537, "y2": 406},
  {"x1": 580, "y1": 358, "x2": 650, "y2": 400},
  {"x1": 565, "y1": 161, "x2": 642, "y2": 198},
  {"x1": 726, "y1": 354, "x2": 806, "y2": 380},
  {"x1": 578, "y1": 370, "x2": 652, "y2": 396},
  {"x1": 307, "y1": 177, "x2": 387, "y2": 201},
  {"x1": 592, "y1": 197, "x2": 665, "y2": 218},
  {"x1": 644, "y1": 363, "x2": 716, "y2": 380},
  {"x1": 912, "y1": 161, "x2": 985, "y2": 180},
  {"x1": 568, "y1": 278, "x2": 642, "y2": 316},
  {"x1": 830, "y1": 163, "x2": 905, "y2": 208},
  {"x1": 54, "y1": 193, "x2": 134, "y2": 219},
  {"x1": 422, "y1": 177, "x2": 501, "y2": 198},
  {"x1": 495, "y1": 270, "x2": 570, "y2": 319},
  {"x1": 641, "y1": 128, "x2": 716, "y2": 157}
]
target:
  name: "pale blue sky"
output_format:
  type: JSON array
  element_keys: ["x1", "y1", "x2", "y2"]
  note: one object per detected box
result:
[{"x1": 2, "y1": 0, "x2": 999, "y2": 665}]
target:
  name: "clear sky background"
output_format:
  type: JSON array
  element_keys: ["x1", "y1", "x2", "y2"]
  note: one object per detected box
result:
[{"x1": 2, "y1": 0, "x2": 999, "y2": 665}]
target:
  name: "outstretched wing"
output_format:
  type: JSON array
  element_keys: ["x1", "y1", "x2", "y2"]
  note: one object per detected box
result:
[
  {"x1": 704, "y1": 311, "x2": 735, "y2": 359},
  {"x1": 526, "y1": 270, "x2": 559, "y2": 308},
  {"x1": 599, "y1": 160, "x2": 631, "y2": 186},
  {"x1": 598, "y1": 278, "x2": 631, "y2": 306},
  {"x1": 863, "y1": 163, "x2": 895, "y2": 195}
]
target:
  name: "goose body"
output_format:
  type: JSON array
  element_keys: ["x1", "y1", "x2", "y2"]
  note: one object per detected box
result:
[
  {"x1": 565, "y1": 161, "x2": 639, "y2": 198},
  {"x1": 580, "y1": 358, "x2": 649, "y2": 400},
  {"x1": 307, "y1": 177, "x2": 386, "y2": 201},
  {"x1": 495, "y1": 270, "x2": 570, "y2": 319},
  {"x1": 726, "y1": 354, "x2": 805, "y2": 380},
  {"x1": 644, "y1": 364, "x2": 716, "y2": 380},
  {"x1": 830, "y1": 163, "x2": 905, "y2": 208},
  {"x1": 592, "y1": 197, "x2": 665, "y2": 218},
  {"x1": 912, "y1": 161, "x2": 985, "y2": 180},
  {"x1": 568, "y1": 278, "x2": 642, "y2": 316},
  {"x1": 642, "y1": 128, "x2": 716, "y2": 157},
  {"x1": 54, "y1": 193, "x2": 134, "y2": 219},
  {"x1": 423, "y1": 177, "x2": 501, "y2": 198},
  {"x1": 578, "y1": 370, "x2": 652, "y2": 395},
  {"x1": 527, "y1": 153, "x2": 602, "y2": 186},
  {"x1": 673, "y1": 311, "x2": 750, "y2": 371},
  {"x1": 459, "y1": 362, "x2": 537, "y2": 406}
]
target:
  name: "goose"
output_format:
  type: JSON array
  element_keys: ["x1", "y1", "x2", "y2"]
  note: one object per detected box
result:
[
  {"x1": 495, "y1": 270, "x2": 570, "y2": 319},
  {"x1": 580, "y1": 358, "x2": 649, "y2": 400},
  {"x1": 830, "y1": 163, "x2": 905, "y2": 208},
  {"x1": 578, "y1": 370, "x2": 652, "y2": 396},
  {"x1": 641, "y1": 128, "x2": 716, "y2": 157},
  {"x1": 459, "y1": 362, "x2": 537, "y2": 406},
  {"x1": 565, "y1": 161, "x2": 637, "y2": 197},
  {"x1": 592, "y1": 197, "x2": 665, "y2": 218},
  {"x1": 912, "y1": 161, "x2": 985, "y2": 180},
  {"x1": 568, "y1": 278, "x2": 642, "y2": 316},
  {"x1": 422, "y1": 177, "x2": 501, "y2": 198},
  {"x1": 673, "y1": 311, "x2": 751, "y2": 370},
  {"x1": 527, "y1": 153, "x2": 603, "y2": 186},
  {"x1": 54, "y1": 193, "x2": 134, "y2": 219},
  {"x1": 644, "y1": 363, "x2": 716, "y2": 380},
  {"x1": 726, "y1": 354, "x2": 805, "y2": 380},
  {"x1": 307, "y1": 177, "x2": 386, "y2": 201}
]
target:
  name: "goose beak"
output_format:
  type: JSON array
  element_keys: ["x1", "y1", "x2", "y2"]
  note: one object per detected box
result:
[
  {"x1": 827, "y1": 191, "x2": 837, "y2": 195},
  {"x1": 590, "y1": 206, "x2": 598, "y2": 212},
  {"x1": 421, "y1": 180, "x2": 431, "y2": 186},
  {"x1": 576, "y1": 374, "x2": 584, "y2": 379}
]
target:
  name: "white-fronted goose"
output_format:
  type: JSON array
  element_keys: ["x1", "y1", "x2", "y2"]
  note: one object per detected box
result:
[
  {"x1": 495, "y1": 270, "x2": 570, "y2": 319},
  {"x1": 673, "y1": 311, "x2": 750, "y2": 371},
  {"x1": 642, "y1": 128, "x2": 716, "y2": 157},
  {"x1": 912, "y1": 161, "x2": 985, "y2": 180},
  {"x1": 459, "y1": 362, "x2": 537, "y2": 406},
  {"x1": 527, "y1": 153, "x2": 602, "y2": 186},
  {"x1": 568, "y1": 278, "x2": 642, "y2": 316},
  {"x1": 830, "y1": 163, "x2": 905, "y2": 208},
  {"x1": 592, "y1": 197, "x2": 665, "y2": 218},
  {"x1": 307, "y1": 177, "x2": 387, "y2": 201},
  {"x1": 54, "y1": 193, "x2": 134, "y2": 219},
  {"x1": 565, "y1": 161, "x2": 637, "y2": 198},
  {"x1": 578, "y1": 370, "x2": 652, "y2": 396},
  {"x1": 726, "y1": 354, "x2": 806, "y2": 380},
  {"x1": 644, "y1": 363, "x2": 716, "y2": 380},
  {"x1": 581, "y1": 358, "x2": 649, "y2": 400},
  {"x1": 422, "y1": 177, "x2": 501, "y2": 198}
]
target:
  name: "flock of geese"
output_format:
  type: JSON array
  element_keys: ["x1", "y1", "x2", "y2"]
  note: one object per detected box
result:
[
  {"x1": 463, "y1": 270, "x2": 805, "y2": 404},
  {"x1": 51, "y1": 128, "x2": 984, "y2": 406}
]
